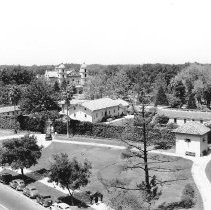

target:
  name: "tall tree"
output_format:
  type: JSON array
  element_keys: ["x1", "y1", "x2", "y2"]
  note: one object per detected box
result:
[
  {"x1": 0, "y1": 135, "x2": 42, "y2": 176},
  {"x1": 154, "y1": 86, "x2": 169, "y2": 106},
  {"x1": 20, "y1": 79, "x2": 61, "y2": 114},
  {"x1": 48, "y1": 153, "x2": 92, "y2": 205},
  {"x1": 53, "y1": 81, "x2": 60, "y2": 92}
]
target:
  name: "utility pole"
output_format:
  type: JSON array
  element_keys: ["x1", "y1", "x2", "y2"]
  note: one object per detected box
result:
[{"x1": 64, "y1": 86, "x2": 74, "y2": 138}]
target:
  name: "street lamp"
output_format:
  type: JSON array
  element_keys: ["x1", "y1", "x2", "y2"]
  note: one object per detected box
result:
[{"x1": 63, "y1": 87, "x2": 74, "y2": 138}]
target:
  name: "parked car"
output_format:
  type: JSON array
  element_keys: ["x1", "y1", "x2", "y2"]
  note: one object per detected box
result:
[
  {"x1": 23, "y1": 186, "x2": 39, "y2": 198},
  {"x1": 36, "y1": 194, "x2": 53, "y2": 207},
  {"x1": 9, "y1": 179, "x2": 25, "y2": 191},
  {"x1": 0, "y1": 173, "x2": 13, "y2": 184},
  {"x1": 50, "y1": 202, "x2": 71, "y2": 210}
]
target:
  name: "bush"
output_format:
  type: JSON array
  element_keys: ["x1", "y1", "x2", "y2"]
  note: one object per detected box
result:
[
  {"x1": 155, "y1": 115, "x2": 169, "y2": 125},
  {"x1": 166, "y1": 123, "x2": 178, "y2": 129},
  {"x1": 154, "y1": 141, "x2": 172, "y2": 150},
  {"x1": 0, "y1": 115, "x2": 20, "y2": 130},
  {"x1": 180, "y1": 184, "x2": 195, "y2": 208}
]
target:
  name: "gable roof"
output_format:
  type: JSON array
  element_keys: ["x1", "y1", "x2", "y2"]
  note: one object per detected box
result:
[
  {"x1": 81, "y1": 98, "x2": 121, "y2": 112},
  {"x1": 173, "y1": 121, "x2": 210, "y2": 135},
  {"x1": 158, "y1": 108, "x2": 211, "y2": 121}
]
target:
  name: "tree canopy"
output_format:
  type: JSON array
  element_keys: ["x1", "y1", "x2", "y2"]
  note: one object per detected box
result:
[
  {"x1": 20, "y1": 79, "x2": 61, "y2": 114},
  {"x1": 48, "y1": 153, "x2": 92, "y2": 205},
  {"x1": 0, "y1": 134, "x2": 42, "y2": 175}
]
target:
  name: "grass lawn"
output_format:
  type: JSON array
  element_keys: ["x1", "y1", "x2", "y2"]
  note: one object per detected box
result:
[{"x1": 29, "y1": 142, "x2": 203, "y2": 210}]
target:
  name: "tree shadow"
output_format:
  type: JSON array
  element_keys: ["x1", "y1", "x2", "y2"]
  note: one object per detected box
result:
[{"x1": 57, "y1": 194, "x2": 90, "y2": 208}]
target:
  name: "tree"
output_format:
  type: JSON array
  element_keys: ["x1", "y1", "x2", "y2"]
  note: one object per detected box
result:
[
  {"x1": 20, "y1": 79, "x2": 61, "y2": 114},
  {"x1": 53, "y1": 81, "x2": 60, "y2": 92},
  {"x1": 61, "y1": 80, "x2": 67, "y2": 91},
  {"x1": 187, "y1": 93, "x2": 197, "y2": 109},
  {"x1": 154, "y1": 86, "x2": 169, "y2": 106},
  {"x1": 48, "y1": 153, "x2": 92, "y2": 205},
  {"x1": 0, "y1": 134, "x2": 42, "y2": 176}
]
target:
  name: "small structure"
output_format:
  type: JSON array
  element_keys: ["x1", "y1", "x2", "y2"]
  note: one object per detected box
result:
[
  {"x1": 0, "y1": 106, "x2": 21, "y2": 116},
  {"x1": 157, "y1": 108, "x2": 211, "y2": 126},
  {"x1": 173, "y1": 122, "x2": 210, "y2": 157}
]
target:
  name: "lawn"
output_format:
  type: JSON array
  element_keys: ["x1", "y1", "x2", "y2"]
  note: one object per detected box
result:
[{"x1": 29, "y1": 142, "x2": 203, "y2": 210}]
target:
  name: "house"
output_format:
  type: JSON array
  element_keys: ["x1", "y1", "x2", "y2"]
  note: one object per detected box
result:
[
  {"x1": 44, "y1": 62, "x2": 88, "y2": 93},
  {"x1": 173, "y1": 121, "x2": 210, "y2": 157},
  {"x1": 157, "y1": 108, "x2": 211, "y2": 126},
  {"x1": 60, "y1": 98, "x2": 126, "y2": 123},
  {"x1": 0, "y1": 106, "x2": 21, "y2": 116}
]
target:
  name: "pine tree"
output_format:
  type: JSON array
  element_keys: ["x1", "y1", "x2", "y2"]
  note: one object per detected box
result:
[
  {"x1": 53, "y1": 81, "x2": 60, "y2": 92},
  {"x1": 187, "y1": 93, "x2": 197, "y2": 109},
  {"x1": 155, "y1": 86, "x2": 169, "y2": 106}
]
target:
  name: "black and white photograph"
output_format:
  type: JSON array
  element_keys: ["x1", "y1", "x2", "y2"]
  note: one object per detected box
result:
[{"x1": 0, "y1": 0, "x2": 210, "y2": 209}]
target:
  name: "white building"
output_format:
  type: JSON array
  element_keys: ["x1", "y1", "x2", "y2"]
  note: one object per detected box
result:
[
  {"x1": 60, "y1": 98, "x2": 128, "y2": 123},
  {"x1": 157, "y1": 108, "x2": 211, "y2": 126},
  {"x1": 173, "y1": 122, "x2": 210, "y2": 157}
]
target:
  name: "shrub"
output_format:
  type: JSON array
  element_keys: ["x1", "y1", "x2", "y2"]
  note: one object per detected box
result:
[
  {"x1": 0, "y1": 115, "x2": 20, "y2": 130},
  {"x1": 155, "y1": 115, "x2": 169, "y2": 125},
  {"x1": 180, "y1": 184, "x2": 195, "y2": 208},
  {"x1": 154, "y1": 141, "x2": 172, "y2": 150},
  {"x1": 166, "y1": 123, "x2": 178, "y2": 129}
]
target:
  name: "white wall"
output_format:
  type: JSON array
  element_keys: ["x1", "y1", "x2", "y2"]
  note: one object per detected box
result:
[
  {"x1": 169, "y1": 118, "x2": 204, "y2": 126},
  {"x1": 176, "y1": 133, "x2": 208, "y2": 157}
]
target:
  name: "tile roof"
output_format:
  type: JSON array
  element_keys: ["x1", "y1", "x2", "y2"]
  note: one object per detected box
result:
[
  {"x1": 173, "y1": 121, "x2": 210, "y2": 135},
  {"x1": 0, "y1": 106, "x2": 20, "y2": 114},
  {"x1": 45, "y1": 71, "x2": 58, "y2": 78},
  {"x1": 81, "y1": 98, "x2": 121, "y2": 112},
  {"x1": 158, "y1": 108, "x2": 211, "y2": 121}
]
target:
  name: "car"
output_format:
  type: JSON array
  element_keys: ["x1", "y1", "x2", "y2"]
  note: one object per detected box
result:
[
  {"x1": 50, "y1": 202, "x2": 71, "y2": 210},
  {"x1": 9, "y1": 179, "x2": 25, "y2": 191},
  {"x1": 0, "y1": 173, "x2": 13, "y2": 184},
  {"x1": 23, "y1": 186, "x2": 39, "y2": 198},
  {"x1": 36, "y1": 194, "x2": 53, "y2": 207}
]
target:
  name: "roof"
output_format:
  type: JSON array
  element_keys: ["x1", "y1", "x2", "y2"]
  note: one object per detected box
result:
[
  {"x1": 67, "y1": 70, "x2": 80, "y2": 77},
  {"x1": 157, "y1": 108, "x2": 211, "y2": 121},
  {"x1": 0, "y1": 106, "x2": 20, "y2": 113},
  {"x1": 81, "y1": 98, "x2": 121, "y2": 112},
  {"x1": 59, "y1": 99, "x2": 88, "y2": 105},
  {"x1": 115, "y1": 99, "x2": 129, "y2": 107},
  {"x1": 173, "y1": 121, "x2": 210, "y2": 135}
]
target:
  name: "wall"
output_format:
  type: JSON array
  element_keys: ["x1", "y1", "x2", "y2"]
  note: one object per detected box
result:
[
  {"x1": 175, "y1": 133, "x2": 207, "y2": 157},
  {"x1": 169, "y1": 118, "x2": 204, "y2": 126}
]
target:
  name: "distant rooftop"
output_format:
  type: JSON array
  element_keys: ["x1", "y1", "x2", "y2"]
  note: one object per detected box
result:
[
  {"x1": 173, "y1": 121, "x2": 210, "y2": 136},
  {"x1": 158, "y1": 108, "x2": 211, "y2": 121},
  {"x1": 45, "y1": 71, "x2": 58, "y2": 78}
]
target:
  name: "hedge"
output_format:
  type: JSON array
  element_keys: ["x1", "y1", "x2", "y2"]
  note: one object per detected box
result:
[{"x1": 0, "y1": 115, "x2": 20, "y2": 130}]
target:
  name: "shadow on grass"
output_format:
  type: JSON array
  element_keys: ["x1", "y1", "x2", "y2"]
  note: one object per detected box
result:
[
  {"x1": 156, "y1": 200, "x2": 195, "y2": 210},
  {"x1": 57, "y1": 195, "x2": 90, "y2": 208}
]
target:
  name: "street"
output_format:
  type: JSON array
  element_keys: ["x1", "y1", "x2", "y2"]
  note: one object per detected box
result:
[{"x1": 0, "y1": 183, "x2": 46, "y2": 210}]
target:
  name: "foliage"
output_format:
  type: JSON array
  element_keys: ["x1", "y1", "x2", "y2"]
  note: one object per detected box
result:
[
  {"x1": 0, "y1": 115, "x2": 20, "y2": 130},
  {"x1": 48, "y1": 153, "x2": 92, "y2": 205},
  {"x1": 155, "y1": 115, "x2": 169, "y2": 125},
  {"x1": 0, "y1": 65, "x2": 34, "y2": 85},
  {"x1": 180, "y1": 184, "x2": 195, "y2": 208},
  {"x1": 0, "y1": 134, "x2": 42, "y2": 175},
  {"x1": 53, "y1": 81, "x2": 60, "y2": 92},
  {"x1": 167, "y1": 94, "x2": 181, "y2": 108},
  {"x1": 154, "y1": 86, "x2": 169, "y2": 106},
  {"x1": 186, "y1": 93, "x2": 197, "y2": 109},
  {"x1": 20, "y1": 79, "x2": 61, "y2": 114},
  {"x1": 9, "y1": 85, "x2": 22, "y2": 106}
]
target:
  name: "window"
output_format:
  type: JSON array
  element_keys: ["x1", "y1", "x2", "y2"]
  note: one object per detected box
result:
[
  {"x1": 184, "y1": 119, "x2": 186, "y2": 123},
  {"x1": 74, "y1": 113, "x2": 76, "y2": 117},
  {"x1": 109, "y1": 111, "x2": 110, "y2": 114},
  {"x1": 114, "y1": 109, "x2": 115, "y2": 113},
  {"x1": 192, "y1": 119, "x2": 195, "y2": 121},
  {"x1": 96, "y1": 113, "x2": 98, "y2": 118},
  {"x1": 84, "y1": 108, "x2": 86, "y2": 111},
  {"x1": 200, "y1": 120, "x2": 203, "y2": 123},
  {"x1": 74, "y1": 107, "x2": 76, "y2": 110},
  {"x1": 85, "y1": 114, "x2": 87, "y2": 117},
  {"x1": 203, "y1": 138, "x2": 206, "y2": 142},
  {"x1": 85, "y1": 74, "x2": 87, "y2": 77},
  {"x1": 102, "y1": 112, "x2": 103, "y2": 116},
  {"x1": 174, "y1": 118, "x2": 177, "y2": 123}
]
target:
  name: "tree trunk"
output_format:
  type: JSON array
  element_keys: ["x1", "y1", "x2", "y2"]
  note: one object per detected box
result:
[
  {"x1": 21, "y1": 168, "x2": 24, "y2": 177},
  {"x1": 67, "y1": 187, "x2": 74, "y2": 205},
  {"x1": 142, "y1": 104, "x2": 150, "y2": 192}
]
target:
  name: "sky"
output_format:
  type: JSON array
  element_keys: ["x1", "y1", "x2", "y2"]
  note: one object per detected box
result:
[{"x1": 0, "y1": 0, "x2": 211, "y2": 65}]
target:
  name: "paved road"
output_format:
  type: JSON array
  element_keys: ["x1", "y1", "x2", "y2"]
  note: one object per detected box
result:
[{"x1": 0, "y1": 183, "x2": 46, "y2": 210}]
